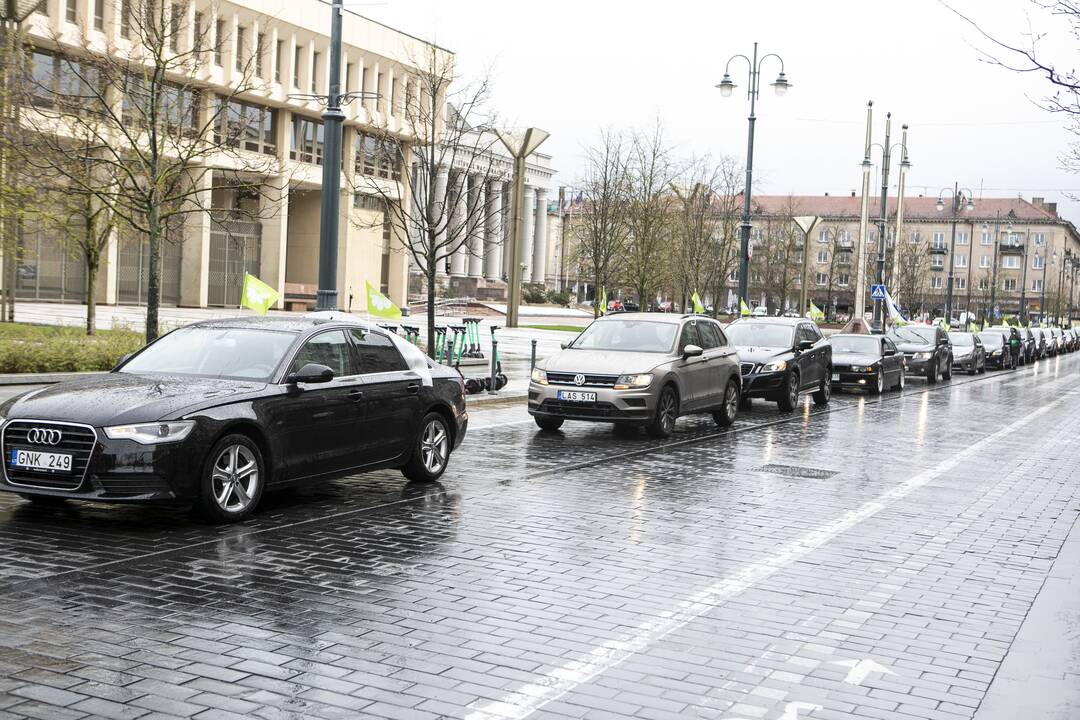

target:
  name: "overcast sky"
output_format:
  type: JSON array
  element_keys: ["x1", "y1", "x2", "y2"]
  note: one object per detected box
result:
[{"x1": 357, "y1": 0, "x2": 1080, "y2": 224}]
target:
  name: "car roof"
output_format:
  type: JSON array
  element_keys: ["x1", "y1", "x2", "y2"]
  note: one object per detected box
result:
[
  {"x1": 187, "y1": 314, "x2": 375, "y2": 334},
  {"x1": 595, "y1": 312, "x2": 686, "y2": 325},
  {"x1": 829, "y1": 333, "x2": 882, "y2": 339},
  {"x1": 729, "y1": 316, "x2": 808, "y2": 326}
]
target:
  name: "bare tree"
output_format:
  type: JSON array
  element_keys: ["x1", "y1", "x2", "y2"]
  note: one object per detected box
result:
[
  {"x1": 670, "y1": 157, "x2": 727, "y2": 313},
  {"x1": 574, "y1": 129, "x2": 630, "y2": 317},
  {"x1": 622, "y1": 120, "x2": 673, "y2": 308},
  {"x1": 19, "y1": 1, "x2": 279, "y2": 341},
  {"x1": 704, "y1": 156, "x2": 743, "y2": 315},
  {"x1": 895, "y1": 232, "x2": 932, "y2": 317},
  {"x1": 354, "y1": 46, "x2": 498, "y2": 355}
]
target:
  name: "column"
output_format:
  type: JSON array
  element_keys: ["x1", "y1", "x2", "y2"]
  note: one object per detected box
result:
[
  {"x1": 502, "y1": 180, "x2": 513, "y2": 280},
  {"x1": 467, "y1": 174, "x2": 484, "y2": 278},
  {"x1": 259, "y1": 176, "x2": 289, "y2": 309},
  {"x1": 450, "y1": 172, "x2": 468, "y2": 277},
  {"x1": 484, "y1": 180, "x2": 503, "y2": 280},
  {"x1": 179, "y1": 170, "x2": 213, "y2": 307},
  {"x1": 521, "y1": 185, "x2": 536, "y2": 281},
  {"x1": 532, "y1": 188, "x2": 549, "y2": 284},
  {"x1": 434, "y1": 166, "x2": 449, "y2": 277}
]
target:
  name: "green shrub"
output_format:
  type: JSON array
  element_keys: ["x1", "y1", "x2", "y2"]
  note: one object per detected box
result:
[
  {"x1": 545, "y1": 290, "x2": 571, "y2": 306},
  {"x1": 0, "y1": 324, "x2": 144, "y2": 373},
  {"x1": 522, "y1": 283, "x2": 548, "y2": 304}
]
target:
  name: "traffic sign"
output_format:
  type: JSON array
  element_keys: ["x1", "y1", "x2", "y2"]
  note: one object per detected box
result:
[{"x1": 870, "y1": 284, "x2": 886, "y2": 301}]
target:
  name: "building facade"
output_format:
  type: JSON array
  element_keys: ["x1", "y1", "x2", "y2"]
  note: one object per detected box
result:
[
  {"x1": 6, "y1": 0, "x2": 446, "y2": 311},
  {"x1": 740, "y1": 195, "x2": 1080, "y2": 322}
]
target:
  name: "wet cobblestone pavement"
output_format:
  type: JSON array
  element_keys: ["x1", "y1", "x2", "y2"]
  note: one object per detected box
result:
[{"x1": 0, "y1": 355, "x2": 1078, "y2": 719}]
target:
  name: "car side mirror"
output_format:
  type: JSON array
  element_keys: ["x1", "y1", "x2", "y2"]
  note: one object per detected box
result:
[
  {"x1": 682, "y1": 344, "x2": 704, "y2": 359},
  {"x1": 285, "y1": 363, "x2": 334, "y2": 385},
  {"x1": 113, "y1": 353, "x2": 131, "y2": 370},
  {"x1": 560, "y1": 341, "x2": 570, "y2": 349},
  {"x1": 797, "y1": 340, "x2": 815, "y2": 351}
]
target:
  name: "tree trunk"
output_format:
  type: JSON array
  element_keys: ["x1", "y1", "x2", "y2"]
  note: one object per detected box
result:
[
  {"x1": 426, "y1": 253, "x2": 437, "y2": 359},
  {"x1": 85, "y1": 260, "x2": 97, "y2": 336},
  {"x1": 145, "y1": 204, "x2": 161, "y2": 343}
]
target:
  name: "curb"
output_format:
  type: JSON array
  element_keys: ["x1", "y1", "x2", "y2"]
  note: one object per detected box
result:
[{"x1": 467, "y1": 391, "x2": 528, "y2": 407}]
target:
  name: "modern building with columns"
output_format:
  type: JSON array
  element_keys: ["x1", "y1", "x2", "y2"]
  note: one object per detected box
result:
[
  {"x1": 418, "y1": 139, "x2": 556, "y2": 301},
  {"x1": 5, "y1": 0, "x2": 444, "y2": 311}
]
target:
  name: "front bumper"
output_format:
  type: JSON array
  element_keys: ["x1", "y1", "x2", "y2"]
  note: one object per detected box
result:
[
  {"x1": 985, "y1": 353, "x2": 1008, "y2": 368},
  {"x1": 952, "y1": 354, "x2": 978, "y2": 372},
  {"x1": 740, "y1": 370, "x2": 786, "y2": 399},
  {"x1": 1, "y1": 423, "x2": 203, "y2": 503},
  {"x1": 831, "y1": 368, "x2": 878, "y2": 390},
  {"x1": 528, "y1": 382, "x2": 654, "y2": 424}
]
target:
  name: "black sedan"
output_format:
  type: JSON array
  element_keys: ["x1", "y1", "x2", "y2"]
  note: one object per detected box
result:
[
  {"x1": 948, "y1": 331, "x2": 986, "y2": 375},
  {"x1": 727, "y1": 317, "x2": 832, "y2": 411},
  {"x1": 886, "y1": 325, "x2": 953, "y2": 383},
  {"x1": 981, "y1": 326, "x2": 1024, "y2": 366},
  {"x1": 0, "y1": 317, "x2": 468, "y2": 522},
  {"x1": 978, "y1": 330, "x2": 1014, "y2": 369},
  {"x1": 828, "y1": 333, "x2": 906, "y2": 393}
]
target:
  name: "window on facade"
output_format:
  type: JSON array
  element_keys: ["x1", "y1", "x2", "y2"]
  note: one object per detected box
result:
[
  {"x1": 931, "y1": 231, "x2": 945, "y2": 250},
  {"x1": 978, "y1": 278, "x2": 988, "y2": 290},
  {"x1": 255, "y1": 33, "x2": 264, "y2": 77},
  {"x1": 728, "y1": 270, "x2": 737, "y2": 281},
  {"x1": 389, "y1": 77, "x2": 397, "y2": 112},
  {"x1": 1033, "y1": 279, "x2": 1043, "y2": 292},
  {"x1": 816, "y1": 250, "x2": 828, "y2": 264},
  {"x1": 235, "y1": 27, "x2": 245, "y2": 72},
  {"x1": 931, "y1": 255, "x2": 944, "y2": 268},
  {"x1": 94, "y1": 0, "x2": 105, "y2": 30},
  {"x1": 354, "y1": 132, "x2": 402, "y2": 181},
  {"x1": 192, "y1": 12, "x2": 203, "y2": 53},
  {"x1": 955, "y1": 255, "x2": 967, "y2": 268},
  {"x1": 274, "y1": 40, "x2": 282, "y2": 82},
  {"x1": 1033, "y1": 232, "x2": 1045, "y2": 246},
  {"x1": 838, "y1": 251, "x2": 852, "y2": 265},
  {"x1": 955, "y1": 277, "x2": 966, "y2": 290},
  {"x1": 123, "y1": 75, "x2": 201, "y2": 131},
  {"x1": 120, "y1": 0, "x2": 131, "y2": 36},
  {"x1": 818, "y1": 229, "x2": 829, "y2": 244},
  {"x1": 27, "y1": 50, "x2": 104, "y2": 112},
  {"x1": 376, "y1": 72, "x2": 384, "y2": 109},
  {"x1": 815, "y1": 272, "x2": 827, "y2": 286},
  {"x1": 956, "y1": 231, "x2": 968, "y2": 246},
  {"x1": 981, "y1": 231, "x2": 991, "y2": 245},
  {"x1": 1002, "y1": 255, "x2": 1019, "y2": 269},
  {"x1": 979, "y1": 255, "x2": 991, "y2": 268},
  {"x1": 930, "y1": 277, "x2": 943, "y2": 289},
  {"x1": 311, "y1": 51, "x2": 319, "y2": 92},
  {"x1": 290, "y1": 115, "x2": 324, "y2": 164},
  {"x1": 293, "y1": 46, "x2": 301, "y2": 87},
  {"x1": 65, "y1": 0, "x2": 75, "y2": 23},
  {"x1": 214, "y1": 19, "x2": 225, "y2": 66},
  {"x1": 1032, "y1": 254, "x2": 1044, "y2": 269},
  {"x1": 215, "y1": 96, "x2": 277, "y2": 155},
  {"x1": 837, "y1": 273, "x2": 850, "y2": 287},
  {"x1": 1004, "y1": 278, "x2": 1017, "y2": 291},
  {"x1": 908, "y1": 231, "x2": 920, "y2": 244}
]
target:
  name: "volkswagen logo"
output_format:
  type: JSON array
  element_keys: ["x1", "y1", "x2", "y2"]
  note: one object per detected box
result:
[
  {"x1": 573, "y1": 374, "x2": 586, "y2": 386},
  {"x1": 27, "y1": 428, "x2": 62, "y2": 445}
]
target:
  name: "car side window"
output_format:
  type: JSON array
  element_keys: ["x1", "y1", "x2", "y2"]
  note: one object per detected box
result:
[
  {"x1": 796, "y1": 325, "x2": 814, "y2": 346},
  {"x1": 679, "y1": 322, "x2": 701, "y2": 351},
  {"x1": 351, "y1": 329, "x2": 409, "y2": 373},
  {"x1": 291, "y1": 330, "x2": 357, "y2": 377},
  {"x1": 883, "y1": 338, "x2": 897, "y2": 355},
  {"x1": 808, "y1": 324, "x2": 823, "y2": 342},
  {"x1": 697, "y1": 322, "x2": 720, "y2": 350}
]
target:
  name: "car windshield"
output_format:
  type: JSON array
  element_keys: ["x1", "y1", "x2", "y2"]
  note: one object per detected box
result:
[
  {"x1": 119, "y1": 327, "x2": 299, "y2": 381},
  {"x1": 570, "y1": 319, "x2": 677, "y2": 353},
  {"x1": 948, "y1": 333, "x2": 974, "y2": 346},
  {"x1": 978, "y1": 332, "x2": 1004, "y2": 348},
  {"x1": 888, "y1": 327, "x2": 936, "y2": 344},
  {"x1": 829, "y1": 336, "x2": 880, "y2": 355},
  {"x1": 725, "y1": 323, "x2": 794, "y2": 348}
]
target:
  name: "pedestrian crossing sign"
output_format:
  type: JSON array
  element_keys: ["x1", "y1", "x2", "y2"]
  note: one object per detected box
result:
[{"x1": 870, "y1": 284, "x2": 886, "y2": 301}]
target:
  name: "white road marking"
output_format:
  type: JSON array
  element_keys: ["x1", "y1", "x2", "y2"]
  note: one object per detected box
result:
[
  {"x1": 833, "y1": 658, "x2": 896, "y2": 685},
  {"x1": 463, "y1": 390, "x2": 1073, "y2": 720},
  {"x1": 780, "y1": 702, "x2": 824, "y2": 720}
]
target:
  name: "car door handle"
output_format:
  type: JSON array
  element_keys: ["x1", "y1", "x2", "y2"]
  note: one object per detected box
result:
[
  {"x1": 347, "y1": 388, "x2": 364, "y2": 402},
  {"x1": 406, "y1": 383, "x2": 420, "y2": 395}
]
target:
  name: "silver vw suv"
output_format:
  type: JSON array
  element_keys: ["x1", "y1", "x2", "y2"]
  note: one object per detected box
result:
[{"x1": 528, "y1": 313, "x2": 742, "y2": 438}]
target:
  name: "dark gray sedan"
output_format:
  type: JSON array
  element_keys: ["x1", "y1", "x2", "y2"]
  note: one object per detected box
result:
[{"x1": 829, "y1": 334, "x2": 906, "y2": 393}]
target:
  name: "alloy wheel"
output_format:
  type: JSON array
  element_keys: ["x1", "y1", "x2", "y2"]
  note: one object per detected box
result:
[
  {"x1": 420, "y1": 419, "x2": 449, "y2": 474},
  {"x1": 211, "y1": 444, "x2": 259, "y2": 513},
  {"x1": 788, "y1": 374, "x2": 799, "y2": 406},
  {"x1": 659, "y1": 390, "x2": 677, "y2": 433},
  {"x1": 876, "y1": 369, "x2": 884, "y2": 394},
  {"x1": 724, "y1": 383, "x2": 738, "y2": 418}
]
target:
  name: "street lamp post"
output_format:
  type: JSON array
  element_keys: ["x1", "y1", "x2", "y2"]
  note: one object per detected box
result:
[
  {"x1": 936, "y1": 184, "x2": 974, "y2": 323},
  {"x1": 1041, "y1": 250, "x2": 1052, "y2": 324},
  {"x1": 870, "y1": 117, "x2": 910, "y2": 331},
  {"x1": 1069, "y1": 255, "x2": 1078, "y2": 327},
  {"x1": 1018, "y1": 230, "x2": 1031, "y2": 324},
  {"x1": 289, "y1": 0, "x2": 379, "y2": 312},
  {"x1": 716, "y1": 43, "x2": 791, "y2": 313}
]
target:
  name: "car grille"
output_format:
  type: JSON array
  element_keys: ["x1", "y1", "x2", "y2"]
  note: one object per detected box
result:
[
  {"x1": 546, "y1": 372, "x2": 619, "y2": 388},
  {"x1": 740, "y1": 362, "x2": 757, "y2": 376},
  {"x1": 95, "y1": 475, "x2": 173, "y2": 498},
  {"x1": 2, "y1": 420, "x2": 97, "y2": 490},
  {"x1": 538, "y1": 400, "x2": 628, "y2": 418}
]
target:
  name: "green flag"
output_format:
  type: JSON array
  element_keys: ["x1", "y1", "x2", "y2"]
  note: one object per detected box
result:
[
  {"x1": 808, "y1": 301, "x2": 824, "y2": 321},
  {"x1": 1001, "y1": 316, "x2": 1012, "y2": 328},
  {"x1": 240, "y1": 273, "x2": 279, "y2": 316},
  {"x1": 599, "y1": 287, "x2": 607, "y2": 315},
  {"x1": 739, "y1": 298, "x2": 752, "y2": 317},
  {"x1": 365, "y1": 280, "x2": 401, "y2": 319},
  {"x1": 967, "y1": 321, "x2": 979, "y2": 333},
  {"x1": 691, "y1": 291, "x2": 705, "y2": 314}
]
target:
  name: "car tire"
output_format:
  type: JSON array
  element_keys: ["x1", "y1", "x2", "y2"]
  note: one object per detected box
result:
[
  {"x1": 646, "y1": 385, "x2": 679, "y2": 438},
  {"x1": 403, "y1": 412, "x2": 453, "y2": 483},
  {"x1": 927, "y1": 363, "x2": 938, "y2": 384},
  {"x1": 812, "y1": 373, "x2": 831, "y2": 405},
  {"x1": 893, "y1": 369, "x2": 906, "y2": 391},
  {"x1": 777, "y1": 372, "x2": 800, "y2": 412},
  {"x1": 967, "y1": 360, "x2": 977, "y2": 375},
  {"x1": 870, "y1": 368, "x2": 884, "y2": 395},
  {"x1": 17, "y1": 494, "x2": 67, "y2": 506},
  {"x1": 197, "y1": 434, "x2": 265, "y2": 523},
  {"x1": 942, "y1": 356, "x2": 953, "y2": 380},
  {"x1": 978, "y1": 358, "x2": 986, "y2": 374},
  {"x1": 712, "y1": 380, "x2": 739, "y2": 427},
  {"x1": 534, "y1": 416, "x2": 565, "y2": 432}
]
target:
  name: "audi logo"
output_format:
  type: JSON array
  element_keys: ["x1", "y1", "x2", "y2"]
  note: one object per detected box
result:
[
  {"x1": 26, "y1": 428, "x2": 62, "y2": 445},
  {"x1": 573, "y1": 374, "x2": 586, "y2": 386}
]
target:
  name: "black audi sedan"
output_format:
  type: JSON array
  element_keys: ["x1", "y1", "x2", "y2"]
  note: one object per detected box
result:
[
  {"x1": 885, "y1": 325, "x2": 953, "y2": 383},
  {"x1": 726, "y1": 317, "x2": 832, "y2": 411},
  {"x1": 947, "y1": 331, "x2": 987, "y2": 375},
  {"x1": 828, "y1": 333, "x2": 906, "y2": 393},
  {"x1": 0, "y1": 317, "x2": 468, "y2": 522}
]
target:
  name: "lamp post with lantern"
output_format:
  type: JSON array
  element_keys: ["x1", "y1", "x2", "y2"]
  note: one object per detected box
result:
[
  {"x1": 936, "y1": 184, "x2": 975, "y2": 323},
  {"x1": 716, "y1": 43, "x2": 791, "y2": 313}
]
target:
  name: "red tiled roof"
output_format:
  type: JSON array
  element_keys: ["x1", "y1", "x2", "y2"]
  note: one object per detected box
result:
[{"x1": 742, "y1": 195, "x2": 1059, "y2": 223}]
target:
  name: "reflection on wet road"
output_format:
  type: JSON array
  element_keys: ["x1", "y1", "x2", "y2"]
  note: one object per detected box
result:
[{"x1": 0, "y1": 355, "x2": 1077, "y2": 720}]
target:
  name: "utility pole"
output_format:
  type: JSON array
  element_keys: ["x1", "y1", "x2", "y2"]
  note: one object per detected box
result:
[
  {"x1": 315, "y1": 0, "x2": 345, "y2": 311},
  {"x1": 872, "y1": 113, "x2": 892, "y2": 331},
  {"x1": 1018, "y1": 228, "x2": 1030, "y2": 324},
  {"x1": 853, "y1": 101, "x2": 873, "y2": 329}
]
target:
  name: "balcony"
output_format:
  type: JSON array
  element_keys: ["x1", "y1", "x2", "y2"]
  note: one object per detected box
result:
[{"x1": 929, "y1": 246, "x2": 948, "y2": 255}]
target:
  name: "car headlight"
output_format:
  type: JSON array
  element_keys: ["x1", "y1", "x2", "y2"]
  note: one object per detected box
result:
[
  {"x1": 914, "y1": 352, "x2": 932, "y2": 360},
  {"x1": 850, "y1": 364, "x2": 875, "y2": 373},
  {"x1": 614, "y1": 373, "x2": 653, "y2": 390},
  {"x1": 530, "y1": 368, "x2": 548, "y2": 385},
  {"x1": 104, "y1": 421, "x2": 195, "y2": 444},
  {"x1": 762, "y1": 360, "x2": 787, "y2": 373},
  {"x1": 991, "y1": 350, "x2": 1001, "y2": 356}
]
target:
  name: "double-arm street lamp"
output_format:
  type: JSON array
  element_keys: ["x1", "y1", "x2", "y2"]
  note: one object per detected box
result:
[
  {"x1": 716, "y1": 43, "x2": 791, "y2": 312},
  {"x1": 936, "y1": 184, "x2": 975, "y2": 323},
  {"x1": 870, "y1": 119, "x2": 911, "y2": 331}
]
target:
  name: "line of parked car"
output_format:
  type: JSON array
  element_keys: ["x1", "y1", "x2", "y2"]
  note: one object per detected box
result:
[{"x1": 528, "y1": 313, "x2": 1078, "y2": 437}]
